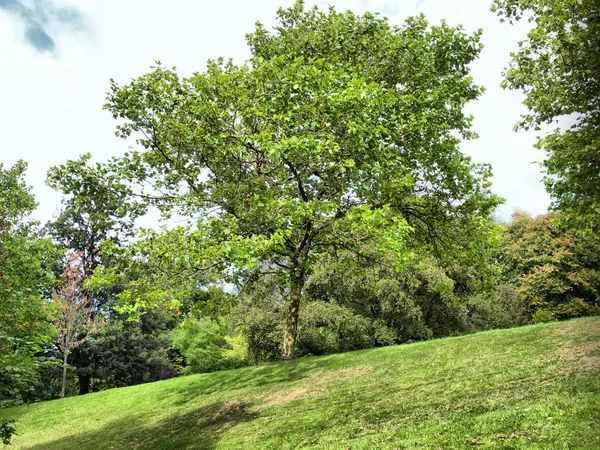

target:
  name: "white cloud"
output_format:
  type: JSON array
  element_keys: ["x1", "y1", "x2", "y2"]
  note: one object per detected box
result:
[{"x1": 0, "y1": 0, "x2": 90, "y2": 53}]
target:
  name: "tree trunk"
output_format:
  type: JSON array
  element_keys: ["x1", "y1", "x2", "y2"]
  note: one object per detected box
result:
[
  {"x1": 78, "y1": 374, "x2": 91, "y2": 395},
  {"x1": 282, "y1": 270, "x2": 305, "y2": 360},
  {"x1": 61, "y1": 351, "x2": 68, "y2": 399}
]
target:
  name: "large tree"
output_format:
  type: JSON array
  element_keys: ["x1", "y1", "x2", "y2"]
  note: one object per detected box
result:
[
  {"x1": 52, "y1": 2, "x2": 501, "y2": 359},
  {"x1": 493, "y1": 0, "x2": 600, "y2": 231}
]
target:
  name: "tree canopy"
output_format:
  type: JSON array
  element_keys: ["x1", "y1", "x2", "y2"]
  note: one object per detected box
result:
[
  {"x1": 51, "y1": 2, "x2": 501, "y2": 359},
  {"x1": 498, "y1": 211, "x2": 600, "y2": 320}
]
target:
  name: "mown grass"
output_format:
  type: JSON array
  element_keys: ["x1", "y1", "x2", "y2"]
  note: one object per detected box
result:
[{"x1": 2, "y1": 317, "x2": 599, "y2": 449}]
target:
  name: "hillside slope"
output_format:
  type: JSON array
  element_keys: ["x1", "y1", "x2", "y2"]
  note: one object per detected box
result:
[{"x1": 2, "y1": 318, "x2": 599, "y2": 449}]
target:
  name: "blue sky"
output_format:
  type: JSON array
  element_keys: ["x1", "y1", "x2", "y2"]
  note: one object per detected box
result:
[{"x1": 0, "y1": 0, "x2": 551, "y2": 224}]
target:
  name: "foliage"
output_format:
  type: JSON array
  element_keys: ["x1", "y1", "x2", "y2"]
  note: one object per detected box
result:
[
  {"x1": 231, "y1": 278, "x2": 285, "y2": 363},
  {"x1": 295, "y1": 301, "x2": 374, "y2": 357},
  {"x1": 498, "y1": 212, "x2": 600, "y2": 319},
  {"x1": 531, "y1": 308, "x2": 557, "y2": 324},
  {"x1": 43, "y1": 174, "x2": 181, "y2": 397},
  {"x1": 493, "y1": 0, "x2": 600, "y2": 231},
  {"x1": 0, "y1": 418, "x2": 18, "y2": 445},
  {"x1": 0, "y1": 161, "x2": 58, "y2": 408},
  {"x1": 306, "y1": 254, "x2": 488, "y2": 340},
  {"x1": 234, "y1": 285, "x2": 377, "y2": 362},
  {"x1": 28, "y1": 358, "x2": 78, "y2": 402},
  {"x1": 233, "y1": 253, "x2": 503, "y2": 362},
  {"x1": 1, "y1": 318, "x2": 599, "y2": 449},
  {"x1": 26, "y1": 311, "x2": 176, "y2": 401},
  {"x1": 44, "y1": 170, "x2": 152, "y2": 395},
  {"x1": 45, "y1": 155, "x2": 136, "y2": 312},
  {"x1": 465, "y1": 283, "x2": 530, "y2": 331},
  {"x1": 82, "y1": 310, "x2": 177, "y2": 389},
  {"x1": 46, "y1": 153, "x2": 144, "y2": 237},
  {"x1": 55, "y1": 1, "x2": 502, "y2": 358},
  {"x1": 172, "y1": 319, "x2": 246, "y2": 374},
  {"x1": 43, "y1": 195, "x2": 133, "y2": 283}
]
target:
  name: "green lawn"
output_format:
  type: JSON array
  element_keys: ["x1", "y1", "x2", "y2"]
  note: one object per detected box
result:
[{"x1": 2, "y1": 318, "x2": 600, "y2": 449}]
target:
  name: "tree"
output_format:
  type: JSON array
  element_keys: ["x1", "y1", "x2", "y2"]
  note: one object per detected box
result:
[
  {"x1": 498, "y1": 212, "x2": 600, "y2": 319},
  {"x1": 52, "y1": 250, "x2": 100, "y2": 398},
  {"x1": 303, "y1": 249, "x2": 498, "y2": 340},
  {"x1": 45, "y1": 153, "x2": 136, "y2": 278},
  {"x1": 492, "y1": 0, "x2": 600, "y2": 231},
  {"x1": 0, "y1": 162, "x2": 57, "y2": 406},
  {"x1": 81, "y1": 310, "x2": 176, "y2": 390},
  {"x1": 0, "y1": 161, "x2": 57, "y2": 444},
  {"x1": 53, "y1": 2, "x2": 501, "y2": 359},
  {"x1": 44, "y1": 170, "x2": 136, "y2": 395},
  {"x1": 234, "y1": 245, "x2": 515, "y2": 362}
]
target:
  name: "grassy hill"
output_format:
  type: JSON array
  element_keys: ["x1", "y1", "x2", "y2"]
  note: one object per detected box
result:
[{"x1": 2, "y1": 318, "x2": 599, "y2": 449}]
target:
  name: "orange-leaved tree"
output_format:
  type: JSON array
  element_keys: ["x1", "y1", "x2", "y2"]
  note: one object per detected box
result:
[{"x1": 499, "y1": 211, "x2": 600, "y2": 321}]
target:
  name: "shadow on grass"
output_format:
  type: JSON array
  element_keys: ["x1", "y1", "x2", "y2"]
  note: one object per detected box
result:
[
  {"x1": 167, "y1": 358, "x2": 334, "y2": 407},
  {"x1": 14, "y1": 357, "x2": 343, "y2": 450},
  {"x1": 27, "y1": 399, "x2": 257, "y2": 450}
]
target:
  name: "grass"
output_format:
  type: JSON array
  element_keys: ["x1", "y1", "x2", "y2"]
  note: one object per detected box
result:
[{"x1": 2, "y1": 318, "x2": 600, "y2": 449}]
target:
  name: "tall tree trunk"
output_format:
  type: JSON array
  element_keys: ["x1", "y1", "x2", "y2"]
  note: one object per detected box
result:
[
  {"x1": 61, "y1": 351, "x2": 68, "y2": 399},
  {"x1": 78, "y1": 374, "x2": 91, "y2": 395},
  {"x1": 282, "y1": 269, "x2": 305, "y2": 360}
]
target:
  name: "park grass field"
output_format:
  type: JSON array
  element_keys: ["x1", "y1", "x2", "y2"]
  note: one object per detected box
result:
[{"x1": 2, "y1": 317, "x2": 599, "y2": 449}]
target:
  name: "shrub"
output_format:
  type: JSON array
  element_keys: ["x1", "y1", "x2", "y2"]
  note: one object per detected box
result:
[
  {"x1": 1, "y1": 419, "x2": 18, "y2": 445},
  {"x1": 172, "y1": 319, "x2": 247, "y2": 373},
  {"x1": 532, "y1": 309, "x2": 557, "y2": 324},
  {"x1": 466, "y1": 284, "x2": 530, "y2": 331},
  {"x1": 296, "y1": 301, "x2": 374, "y2": 356},
  {"x1": 234, "y1": 298, "x2": 375, "y2": 361}
]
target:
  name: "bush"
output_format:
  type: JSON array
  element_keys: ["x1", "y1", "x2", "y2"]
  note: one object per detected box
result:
[
  {"x1": 466, "y1": 284, "x2": 530, "y2": 331},
  {"x1": 172, "y1": 319, "x2": 247, "y2": 373},
  {"x1": 1, "y1": 419, "x2": 18, "y2": 445},
  {"x1": 532, "y1": 309, "x2": 557, "y2": 324},
  {"x1": 296, "y1": 301, "x2": 374, "y2": 356},
  {"x1": 234, "y1": 297, "x2": 375, "y2": 362},
  {"x1": 236, "y1": 307, "x2": 284, "y2": 364}
]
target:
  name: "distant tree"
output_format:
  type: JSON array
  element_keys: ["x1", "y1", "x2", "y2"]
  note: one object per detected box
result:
[
  {"x1": 46, "y1": 152, "x2": 140, "y2": 248},
  {"x1": 44, "y1": 171, "x2": 136, "y2": 395},
  {"x1": 83, "y1": 310, "x2": 176, "y2": 390},
  {"x1": 53, "y1": 250, "x2": 100, "y2": 398},
  {"x1": 53, "y1": 2, "x2": 501, "y2": 359},
  {"x1": 493, "y1": 0, "x2": 600, "y2": 231},
  {"x1": 498, "y1": 212, "x2": 600, "y2": 319},
  {"x1": 45, "y1": 157, "x2": 136, "y2": 282},
  {"x1": 27, "y1": 309, "x2": 177, "y2": 400},
  {"x1": 42, "y1": 188, "x2": 181, "y2": 396}
]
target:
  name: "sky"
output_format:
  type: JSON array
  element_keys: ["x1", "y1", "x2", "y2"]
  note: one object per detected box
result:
[{"x1": 0, "y1": 0, "x2": 551, "y2": 225}]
